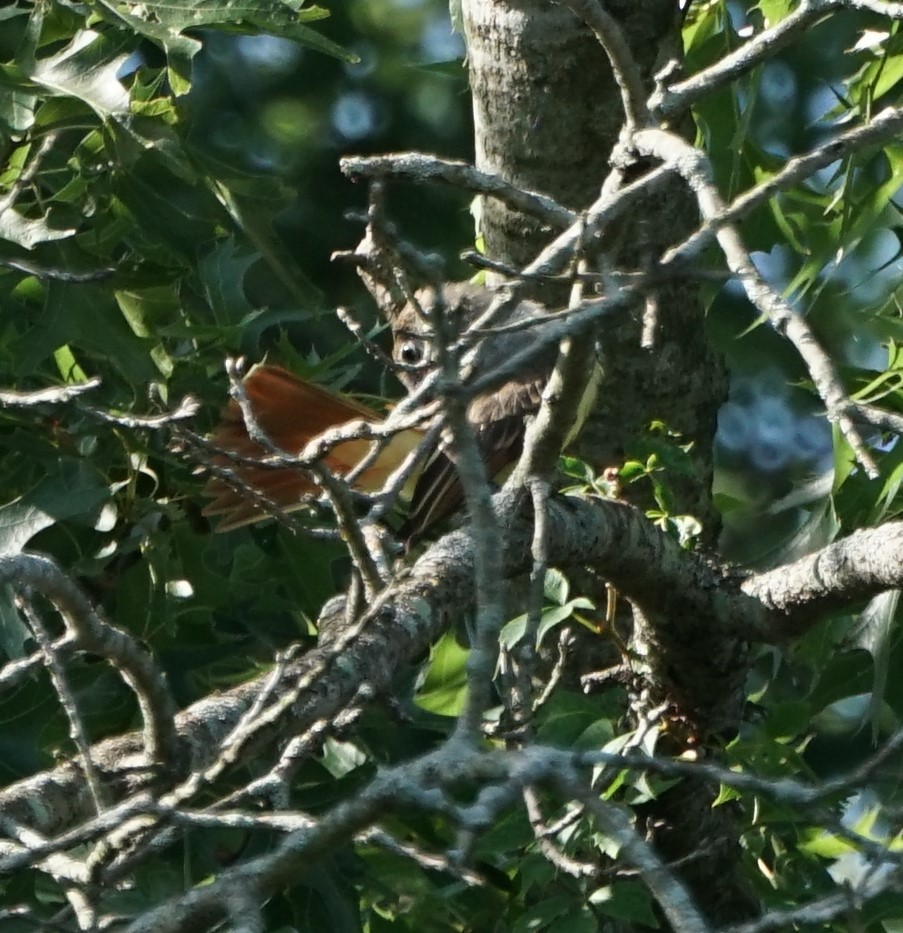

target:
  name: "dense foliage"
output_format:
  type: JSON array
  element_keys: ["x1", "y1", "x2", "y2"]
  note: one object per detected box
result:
[
  {"x1": 4, "y1": 0, "x2": 903, "y2": 930},
  {"x1": 0, "y1": 0, "x2": 469, "y2": 756}
]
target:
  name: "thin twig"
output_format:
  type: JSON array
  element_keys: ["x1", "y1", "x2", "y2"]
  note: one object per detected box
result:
[
  {"x1": 341, "y1": 153, "x2": 575, "y2": 228},
  {"x1": 429, "y1": 287, "x2": 507, "y2": 742},
  {"x1": 20, "y1": 597, "x2": 107, "y2": 816},
  {"x1": 0, "y1": 379, "x2": 102, "y2": 406},
  {"x1": 557, "y1": 770, "x2": 712, "y2": 931},
  {"x1": 81, "y1": 394, "x2": 201, "y2": 430},
  {"x1": 557, "y1": 0, "x2": 648, "y2": 130},
  {"x1": 0, "y1": 632, "x2": 76, "y2": 690},
  {"x1": 509, "y1": 257, "x2": 599, "y2": 484},
  {"x1": 633, "y1": 126, "x2": 879, "y2": 477},
  {"x1": 224, "y1": 358, "x2": 384, "y2": 593},
  {"x1": 522, "y1": 787, "x2": 600, "y2": 878}
]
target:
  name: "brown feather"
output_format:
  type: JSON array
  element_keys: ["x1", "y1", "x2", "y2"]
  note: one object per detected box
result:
[
  {"x1": 392, "y1": 284, "x2": 554, "y2": 542},
  {"x1": 203, "y1": 365, "x2": 423, "y2": 531}
]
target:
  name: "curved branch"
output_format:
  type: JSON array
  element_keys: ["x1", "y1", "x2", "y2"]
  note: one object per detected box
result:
[
  {"x1": 633, "y1": 126, "x2": 878, "y2": 478},
  {"x1": 557, "y1": 0, "x2": 648, "y2": 131},
  {"x1": 744, "y1": 521, "x2": 903, "y2": 635},
  {"x1": 659, "y1": 106, "x2": 903, "y2": 270},
  {"x1": 653, "y1": 0, "x2": 903, "y2": 121},
  {"x1": 0, "y1": 554, "x2": 181, "y2": 769},
  {"x1": 2, "y1": 501, "x2": 900, "y2": 838}
]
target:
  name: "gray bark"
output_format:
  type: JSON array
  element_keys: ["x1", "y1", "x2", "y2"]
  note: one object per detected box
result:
[{"x1": 461, "y1": 0, "x2": 740, "y2": 923}]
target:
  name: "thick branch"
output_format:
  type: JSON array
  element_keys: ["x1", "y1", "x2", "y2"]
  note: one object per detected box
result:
[
  {"x1": 744, "y1": 522, "x2": 903, "y2": 634},
  {"x1": 3, "y1": 505, "x2": 901, "y2": 837}
]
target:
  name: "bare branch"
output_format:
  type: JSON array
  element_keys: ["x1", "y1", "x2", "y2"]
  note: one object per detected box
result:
[
  {"x1": 560, "y1": 772, "x2": 712, "y2": 932},
  {"x1": 0, "y1": 375, "x2": 198, "y2": 429},
  {"x1": 744, "y1": 521, "x2": 903, "y2": 635},
  {"x1": 660, "y1": 105, "x2": 903, "y2": 271},
  {"x1": 0, "y1": 553, "x2": 180, "y2": 768},
  {"x1": 557, "y1": 0, "x2": 648, "y2": 131},
  {"x1": 653, "y1": 0, "x2": 903, "y2": 121},
  {"x1": 117, "y1": 743, "x2": 707, "y2": 933},
  {"x1": 0, "y1": 379, "x2": 102, "y2": 406},
  {"x1": 852, "y1": 400, "x2": 903, "y2": 435},
  {"x1": 522, "y1": 786, "x2": 599, "y2": 879},
  {"x1": 2, "y1": 503, "x2": 900, "y2": 875},
  {"x1": 341, "y1": 153, "x2": 575, "y2": 228},
  {"x1": 0, "y1": 632, "x2": 76, "y2": 690},
  {"x1": 633, "y1": 126, "x2": 879, "y2": 478},
  {"x1": 423, "y1": 289, "x2": 507, "y2": 741},
  {"x1": 20, "y1": 598, "x2": 107, "y2": 815},
  {"x1": 725, "y1": 871, "x2": 903, "y2": 933},
  {"x1": 82, "y1": 394, "x2": 201, "y2": 429},
  {"x1": 510, "y1": 260, "x2": 599, "y2": 484}
]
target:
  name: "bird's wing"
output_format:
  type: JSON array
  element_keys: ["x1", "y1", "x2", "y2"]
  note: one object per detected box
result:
[
  {"x1": 398, "y1": 375, "x2": 545, "y2": 543},
  {"x1": 203, "y1": 365, "x2": 422, "y2": 531}
]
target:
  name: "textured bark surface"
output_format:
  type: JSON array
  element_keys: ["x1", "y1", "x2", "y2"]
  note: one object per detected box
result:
[
  {"x1": 461, "y1": 0, "x2": 742, "y2": 924},
  {"x1": 463, "y1": 0, "x2": 679, "y2": 262},
  {"x1": 0, "y1": 494, "x2": 783, "y2": 840},
  {"x1": 462, "y1": 0, "x2": 727, "y2": 534}
]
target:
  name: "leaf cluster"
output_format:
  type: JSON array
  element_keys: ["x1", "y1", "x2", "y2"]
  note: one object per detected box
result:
[{"x1": 6, "y1": 1, "x2": 903, "y2": 930}]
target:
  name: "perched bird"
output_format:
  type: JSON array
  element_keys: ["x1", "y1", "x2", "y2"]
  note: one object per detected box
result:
[
  {"x1": 203, "y1": 283, "x2": 567, "y2": 539},
  {"x1": 201, "y1": 365, "x2": 424, "y2": 531},
  {"x1": 390, "y1": 282, "x2": 555, "y2": 539}
]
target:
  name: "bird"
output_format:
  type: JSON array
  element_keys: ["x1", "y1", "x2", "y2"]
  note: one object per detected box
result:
[
  {"x1": 389, "y1": 282, "x2": 555, "y2": 540},
  {"x1": 200, "y1": 365, "x2": 425, "y2": 531},
  {"x1": 202, "y1": 283, "x2": 567, "y2": 539}
]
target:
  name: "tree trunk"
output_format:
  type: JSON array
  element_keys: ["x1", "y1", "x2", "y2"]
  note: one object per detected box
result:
[{"x1": 461, "y1": 0, "x2": 747, "y2": 924}]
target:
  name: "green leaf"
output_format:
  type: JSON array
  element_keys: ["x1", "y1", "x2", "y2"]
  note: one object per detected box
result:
[
  {"x1": 536, "y1": 691, "x2": 602, "y2": 747},
  {"x1": 620, "y1": 460, "x2": 646, "y2": 481},
  {"x1": 713, "y1": 783, "x2": 742, "y2": 807},
  {"x1": 414, "y1": 632, "x2": 468, "y2": 716},
  {"x1": 211, "y1": 185, "x2": 322, "y2": 305},
  {"x1": 512, "y1": 895, "x2": 571, "y2": 933},
  {"x1": 0, "y1": 586, "x2": 32, "y2": 659},
  {"x1": 0, "y1": 461, "x2": 111, "y2": 555},
  {"x1": 850, "y1": 590, "x2": 901, "y2": 742},
  {"x1": 12, "y1": 281, "x2": 159, "y2": 383},
  {"x1": 572, "y1": 714, "x2": 616, "y2": 751},
  {"x1": 590, "y1": 881, "x2": 659, "y2": 927},
  {"x1": 96, "y1": 0, "x2": 354, "y2": 62},
  {"x1": 753, "y1": 497, "x2": 841, "y2": 570},
  {"x1": 543, "y1": 567, "x2": 569, "y2": 605},
  {"x1": 799, "y1": 813, "x2": 881, "y2": 860},
  {"x1": 321, "y1": 737, "x2": 367, "y2": 778},
  {"x1": 197, "y1": 237, "x2": 259, "y2": 327},
  {"x1": 548, "y1": 907, "x2": 598, "y2": 933},
  {"x1": 763, "y1": 699, "x2": 812, "y2": 740},
  {"x1": 29, "y1": 30, "x2": 131, "y2": 117},
  {"x1": 756, "y1": 1, "x2": 797, "y2": 27},
  {"x1": 54, "y1": 344, "x2": 88, "y2": 382},
  {"x1": 499, "y1": 598, "x2": 593, "y2": 652},
  {"x1": 111, "y1": 155, "x2": 226, "y2": 260}
]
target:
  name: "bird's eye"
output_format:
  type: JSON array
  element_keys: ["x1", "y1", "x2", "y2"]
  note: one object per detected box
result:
[{"x1": 399, "y1": 341, "x2": 422, "y2": 365}]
